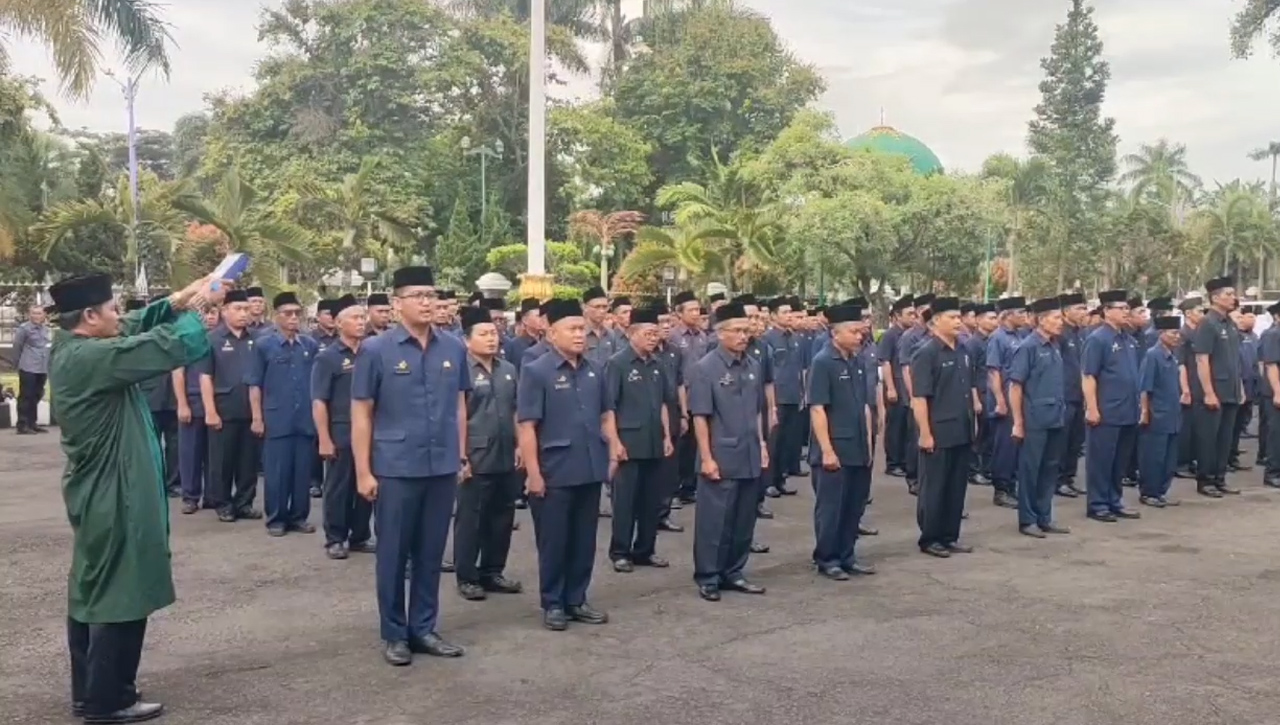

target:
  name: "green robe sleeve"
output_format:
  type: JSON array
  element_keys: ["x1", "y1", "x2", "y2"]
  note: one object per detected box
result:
[
  {"x1": 61, "y1": 311, "x2": 211, "y2": 395},
  {"x1": 119, "y1": 298, "x2": 179, "y2": 337}
]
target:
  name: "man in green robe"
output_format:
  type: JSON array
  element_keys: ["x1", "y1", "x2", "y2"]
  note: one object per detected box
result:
[{"x1": 50, "y1": 272, "x2": 224, "y2": 724}]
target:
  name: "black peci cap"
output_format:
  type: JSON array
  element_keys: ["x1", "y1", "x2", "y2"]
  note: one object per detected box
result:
[
  {"x1": 367, "y1": 293, "x2": 390, "y2": 306},
  {"x1": 1154, "y1": 316, "x2": 1181, "y2": 330},
  {"x1": 49, "y1": 273, "x2": 113, "y2": 313},
  {"x1": 273, "y1": 292, "x2": 300, "y2": 308},
  {"x1": 391, "y1": 266, "x2": 434, "y2": 289}
]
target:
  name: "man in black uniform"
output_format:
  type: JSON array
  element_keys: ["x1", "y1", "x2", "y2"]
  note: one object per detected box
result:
[
  {"x1": 909, "y1": 297, "x2": 978, "y2": 558},
  {"x1": 1056, "y1": 293, "x2": 1088, "y2": 497},
  {"x1": 878, "y1": 295, "x2": 914, "y2": 477},
  {"x1": 604, "y1": 304, "x2": 676, "y2": 573},
  {"x1": 1191, "y1": 277, "x2": 1242, "y2": 497},
  {"x1": 1260, "y1": 302, "x2": 1280, "y2": 487},
  {"x1": 1175, "y1": 297, "x2": 1203, "y2": 479},
  {"x1": 504, "y1": 298, "x2": 543, "y2": 374}
]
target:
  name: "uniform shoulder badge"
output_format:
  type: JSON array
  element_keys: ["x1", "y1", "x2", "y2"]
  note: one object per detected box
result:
[{"x1": 443, "y1": 360, "x2": 452, "y2": 369}]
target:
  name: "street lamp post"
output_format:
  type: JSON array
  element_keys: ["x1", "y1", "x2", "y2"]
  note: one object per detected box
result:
[
  {"x1": 460, "y1": 136, "x2": 504, "y2": 230},
  {"x1": 519, "y1": 0, "x2": 554, "y2": 301},
  {"x1": 105, "y1": 70, "x2": 143, "y2": 289},
  {"x1": 661, "y1": 265, "x2": 677, "y2": 306}
]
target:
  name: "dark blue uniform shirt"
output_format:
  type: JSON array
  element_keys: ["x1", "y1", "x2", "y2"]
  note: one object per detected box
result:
[
  {"x1": 248, "y1": 332, "x2": 320, "y2": 438},
  {"x1": 1008, "y1": 331, "x2": 1065, "y2": 430},
  {"x1": 763, "y1": 327, "x2": 807, "y2": 405},
  {"x1": 910, "y1": 336, "x2": 975, "y2": 448},
  {"x1": 1240, "y1": 330, "x2": 1259, "y2": 402},
  {"x1": 310, "y1": 340, "x2": 358, "y2": 446},
  {"x1": 807, "y1": 342, "x2": 870, "y2": 467},
  {"x1": 984, "y1": 326, "x2": 1020, "y2": 415},
  {"x1": 504, "y1": 334, "x2": 538, "y2": 374},
  {"x1": 517, "y1": 350, "x2": 610, "y2": 487},
  {"x1": 1140, "y1": 344, "x2": 1182, "y2": 435},
  {"x1": 194, "y1": 325, "x2": 256, "y2": 420},
  {"x1": 1082, "y1": 324, "x2": 1140, "y2": 427},
  {"x1": 688, "y1": 347, "x2": 766, "y2": 480},
  {"x1": 1058, "y1": 324, "x2": 1084, "y2": 403}
]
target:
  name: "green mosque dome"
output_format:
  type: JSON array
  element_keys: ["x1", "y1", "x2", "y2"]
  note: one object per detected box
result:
[{"x1": 845, "y1": 125, "x2": 943, "y2": 176}]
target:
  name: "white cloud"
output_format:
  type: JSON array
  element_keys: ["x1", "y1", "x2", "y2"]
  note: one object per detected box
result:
[{"x1": 5, "y1": 0, "x2": 1277, "y2": 183}]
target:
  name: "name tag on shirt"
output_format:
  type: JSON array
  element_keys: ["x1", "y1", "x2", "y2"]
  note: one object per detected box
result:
[
  {"x1": 554, "y1": 374, "x2": 570, "y2": 390},
  {"x1": 394, "y1": 361, "x2": 411, "y2": 375}
]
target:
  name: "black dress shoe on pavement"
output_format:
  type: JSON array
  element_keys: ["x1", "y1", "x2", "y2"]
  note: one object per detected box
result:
[
  {"x1": 266, "y1": 524, "x2": 287, "y2": 537},
  {"x1": 349, "y1": 540, "x2": 377, "y2": 554},
  {"x1": 945, "y1": 542, "x2": 974, "y2": 554},
  {"x1": 1121, "y1": 477, "x2": 1137, "y2": 488},
  {"x1": 698, "y1": 584, "x2": 721, "y2": 601},
  {"x1": 543, "y1": 608, "x2": 568, "y2": 631},
  {"x1": 756, "y1": 503, "x2": 774, "y2": 519},
  {"x1": 764, "y1": 486, "x2": 782, "y2": 499},
  {"x1": 970, "y1": 473, "x2": 992, "y2": 486},
  {"x1": 994, "y1": 492, "x2": 1018, "y2": 509},
  {"x1": 885, "y1": 467, "x2": 906, "y2": 478},
  {"x1": 1197, "y1": 483, "x2": 1224, "y2": 498},
  {"x1": 921, "y1": 543, "x2": 951, "y2": 558},
  {"x1": 180, "y1": 501, "x2": 198, "y2": 514},
  {"x1": 409, "y1": 632, "x2": 465, "y2": 657},
  {"x1": 1214, "y1": 482, "x2": 1241, "y2": 495},
  {"x1": 515, "y1": 498, "x2": 528, "y2": 509},
  {"x1": 457, "y1": 582, "x2": 487, "y2": 601},
  {"x1": 1019, "y1": 525, "x2": 1046, "y2": 539},
  {"x1": 1088, "y1": 511, "x2": 1117, "y2": 523},
  {"x1": 669, "y1": 498, "x2": 684, "y2": 510},
  {"x1": 217, "y1": 510, "x2": 237, "y2": 523},
  {"x1": 1159, "y1": 496, "x2": 1180, "y2": 506},
  {"x1": 1139, "y1": 495, "x2": 1165, "y2": 508},
  {"x1": 32, "y1": 425, "x2": 48, "y2": 434},
  {"x1": 634, "y1": 555, "x2": 670, "y2": 568},
  {"x1": 325, "y1": 542, "x2": 348, "y2": 560},
  {"x1": 83, "y1": 702, "x2": 165, "y2": 724},
  {"x1": 286, "y1": 521, "x2": 315, "y2": 534},
  {"x1": 658, "y1": 517, "x2": 684, "y2": 532},
  {"x1": 1056, "y1": 485, "x2": 1078, "y2": 498},
  {"x1": 1229, "y1": 462, "x2": 1253, "y2": 472},
  {"x1": 907, "y1": 480, "x2": 920, "y2": 496},
  {"x1": 612, "y1": 558, "x2": 634, "y2": 573},
  {"x1": 1039, "y1": 524, "x2": 1071, "y2": 535},
  {"x1": 1174, "y1": 467, "x2": 1196, "y2": 480},
  {"x1": 383, "y1": 640, "x2": 412, "y2": 666},
  {"x1": 858, "y1": 524, "x2": 879, "y2": 536},
  {"x1": 480, "y1": 575, "x2": 522, "y2": 593},
  {"x1": 567, "y1": 604, "x2": 609, "y2": 624},
  {"x1": 236, "y1": 508, "x2": 264, "y2": 520},
  {"x1": 15, "y1": 425, "x2": 32, "y2": 435},
  {"x1": 1113, "y1": 508, "x2": 1140, "y2": 520},
  {"x1": 750, "y1": 541, "x2": 770, "y2": 554},
  {"x1": 723, "y1": 578, "x2": 766, "y2": 594},
  {"x1": 309, "y1": 486, "x2": 323, "y2": 498},
  {"x1": 843, "y1": 562, "x2": 876, "y2": 575},
  {"x1": 779, "y1": 483, "x2": 799, "y2": 495},
  {"x1": 441, "y1": 560, "x2": 456, "y2": 573},
  {"x1": 819, "y1": 566, "x2": 850, "y2": 581}
]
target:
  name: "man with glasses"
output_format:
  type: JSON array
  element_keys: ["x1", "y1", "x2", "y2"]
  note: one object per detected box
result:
[
  {"x1": 1082, "y1": 290, "x2": 1142, "y2": 522},
  {"x1": 1190, "y1": 276, "x2": 1243, "y2": 497},
  {"x1": 581, "y1": 286, "x2": 621, "y2": 368},
  {"x1": 353, "y1": 267, "x2": 470, "y2": 665}
]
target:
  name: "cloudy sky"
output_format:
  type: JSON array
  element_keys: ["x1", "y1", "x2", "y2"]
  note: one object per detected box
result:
[{"x1": 8, "y1": 0, "x2": 1280, "y2": 182}]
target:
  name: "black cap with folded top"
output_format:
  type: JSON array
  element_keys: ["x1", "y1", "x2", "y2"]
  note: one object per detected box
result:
[
  {"x1": 520, "y1": 297, "x2": 541, "y2": 314},
  {"x1": 367, "y1": 293, "x2": 390, "y2": 306},
  {"x1": 545, "y1": 299, "x2": 583, "y2": 325},
  {"x1": 974, "y1": 302, "x2": 996, "y2": 315},
  {"x1": 915, "y1": 293, "x2": 935, "y2": 307},
  {"x1": 712, "y1": 301, "x2": 747, "y2": 325},
  {"x1": 1147, "y1": 296, "x2": 1173, "y2": 312},
  {"x1": 1178, "y1": 296, "x2": 1202, "y2": 311},
  {"x1": 959, "y1": 302, "x2": 974, "y2": 315},
  {"x1": 333, "y1": 294, "x2": 358, "y2": 316},
  {"x1": 1127, "y1": 295, "x2": 1144, "y2": 309},
  {"x1": 1154, "y1": 316, "x2": 1181, "y2": 330},
  {"x1": 1098, "y1": 289, "x2": 1127, "y2": 304},
  {"x1": 224, "y1": 289, "x2": 249, "y2": 303},
  {"x1": 1267, "y1": 302, "x2": 1280, "y2": 316},
  {"x1": 826, "y1": 305, "x2": 862, "y2": 324},
  {"x1": 1029, "y1": 297, "x2": 1060, "y2": 314},
  {"x1": 317, "y1": 299, "x2": 336, "y2": 315},
  {"x1": 49, "y1": 273, "x2": 113, "y2": 313},
  {"x1": 931, "y1": 296, "x2": 960, "y2": 314},
  {"x1": 460, "y1": 306, "x2": 491, "y2": 332},
  {"x1": 672, "y1": 290, "x2": 697, "y2": 307},
  {"x1": 1058, "y1": 292, "x2": 1085, "y2": 306},
  {"x1": 245, "y1": 286, "x2": 264, "y2": 298},
  {"x1": 1205, "y1": 276, "x2": 1233, "y2": 293},
  {"x1": 891, "y1": 294, "x2": 914, "y2": 312},
  {"x1": 391, "y1": 266, "x2": 434, "y2": 289},
  {"x1": 582, "y1": 286, "x2": 606, "y2": 303},
  {"x1": 708, "y1": 292, "x2": 725, "y2": 303},
  {"x1": 273, "y1": 292, "x2": 300, "y2": 308},
  {"x1": 996, "y1": 296, "x2": 1026, "y2": 311},
  {"x1": 631, "y1": 306, "x2": 661, "y2": 325},
  {"x1": 609, "y1": 296, "x2": 631, "y2": 310},
  {"x1": 480, "y1": 298, "x2": 505, "y2": 311},
  {"x1": 438, "y1": 289, "x2": 456, "y2": 301}
]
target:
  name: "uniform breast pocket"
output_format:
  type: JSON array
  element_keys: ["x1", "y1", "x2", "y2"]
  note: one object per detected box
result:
[
  {"x1": 1029, "y1": 398, "x2": 1062, "y2": 427},
  {"x1": 373, "y1": 429, "x2": 407, "y2": 442}
]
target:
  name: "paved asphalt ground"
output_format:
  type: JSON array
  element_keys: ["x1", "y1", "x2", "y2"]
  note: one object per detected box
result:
[{"x1": 4, "y1": 434, "x2": 1280, "y2": 725}]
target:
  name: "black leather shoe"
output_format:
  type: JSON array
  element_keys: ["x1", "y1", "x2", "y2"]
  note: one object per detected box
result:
[
  {"x1": 858, "y1": 523, "x2": 879, "y2": 536},
  {"x1": 1174, "y1": 467, "x2": 1196, "y2": 479},
  {"x1": 543, "y1": 608, "x2": 568, "y2": 631},
  {"x1": 843, "y1": 562, "x2": 876, "y2": 575},
  {"x1": 1113, "y1": 508, "x2": 1140, "y2": 519},
  {"x1": 1140, "y1": 495, "x2": 1165, "y2": 508},
  {"x1": 235, "y1": 507, "x2": 263, "y2": 520},
  {"x1": 286, "y1": 521, "x2": 316, "y2": 534},
  {"x1": 635, "y1": 555, "x2": 670, "y2": 568},
  {"x1": 217, "y1": 510, "x2": 237, "y2": 523},
  {"x1": 567, "y1": 604, "x2": 609, "y2": 624},
  {"x1": 1159, "y1": 496, "x2": 1180, "y2": 506},
  {"x1": 1055, "y1": 485, "x2": 1078, "y2": 498},
  {"x1": 180, "y1": 501, "x2": 198, "y2": 514},
  {"x1": 723, "y1": 578, "x2": 766, "y2": 594},
  {"x1": 612, "y1": 558, "x2": 634, "y2": 573},
  {"x1": 409, "y1": 632, "x2": 465, "y2": 657},
  {"x1": 309, "y1": 486, "x2": 323, "y2": 498},
  {"x1": 82, "y1": 702, "x2": 165, "y2": 724},
  {"x1": 383, "y1": 640, "x2": 412, "y2": 666},
  {"x1": 1088, "y1": 511, "x2": 1117, "y2": 523},
  {"x1": 1214, "y1": 482, "x2": 1241, "y2": 495},
  {"x1": 819, "y1": 566, "x2": 849, "y2": 581},
  {"x1": 1019, "y1": 525, "x2": 1046, "y2": 539},
  {"x1": 698, "y1": 584, "x2": 721, "y2": 601},
  {"x1": 885, "y1": 466, "x2": 906, "y2": 478},
  {"x1": 1229, "y1": 462, "x2": 1253, "y2": 472},
  {"x1": 441, "y1": 560, "x2": 456, "y2": 573},
  {"x1": 349, "y1": 540, "x2": 377, "y2": 554},
  {"x1": 1039, "y1": 523, "x2": 1071, "y2": 535},
  {"x1": 970, "y1": 473, "x2": 992, "y2": 486},
  {"x1": 1121, "y1": 476, "x2": 1137, "y2": 488},
  {"x1": 779, "y1": 483, "x2": 799, "y2": 496},
  {"x1": 457, "y1": 582, "x2": 487, "y2": 601},
  {"x1": 1197, "y1": 483, "x2": 1224, "y2": 498},
  {"x1": 658, "y1": 517, "x2": 684, "y2": 532},
  {"x1": 515, "y1": 498, "x2": 528, "y2": 509},
  {"x1": 325, "y1": 542, "x2": 348, "y2": 560},
  {"x1": 756, "y1": 504, "x2": 774, "y2": 519},
  {"x1": 669, "y1": 498, "x2": 684, "y2": 510},
  {"x1": 764, "y1": 485, "x2": 782, "y2": 499},
  {"x1": 1068, "y1": 482, "x2": 1086, "y2": 495},
  {"x1": 750, "y1": 541, "x2": 770, "y2": 554},
  {"x1": 266, "y1": 524, "x2": 287, "y2": 537},
  {"x1": 945, "y1": 542, "x2": 974, "y2": 554},
  {"x1": 480, "y1": 575, "x2": 522, "y2": 594},
  {"x1": 906, "y1": 480, "x2": 920, "y2": 496},
  {"x1": 921, "y1": 543, "x2": 951, "y2": 558},
  {"x1": 994, "y1": 492, "x2": 1018, "y2": 509}
]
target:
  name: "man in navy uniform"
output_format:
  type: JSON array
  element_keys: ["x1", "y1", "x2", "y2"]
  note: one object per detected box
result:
[
  {"x1": 173, "y1": 306, "x2": 221, "y2": 514},
  {"x1": 517, "y1": 298, "x2": 611, "y2": 631},
  {"x1": 1081, "y1": 290, "x2": 1142, "y2": 522},
  {"x1": 1056, "y1": 293, "x2": 1089, "y2": 498},
  {"x1": 312, "y1": 295, "x2": 374, "y2": 559},
  {"x1": 454, "y1": 306, "x2": 523, "y2": 600},
  {"x1": 965, "y1": 302, "x2": 997, "y2": 487},
  {"x1": 581, "y1": 286, "x2": 621, "y2": 367},
  {"x1": 668, "y1": 291, "x2": 708, "y2": 505},
  {"x1": 248, "y1": 292, "x2": 320, "y2": 537},
  {"x1": 880, "y1": 294, "x2": 914, "y2": 477},
  {"x1": 1190, "y1": 277, "x2": 1243, "y2": 497},
  {"x1": 653, "y1": 302, "x2": 689, "y2": 533},
  {"x1": 986, "y1": 296, "x2": 1026, "y2": 509},
  {"x1": 312, "y1": 300, "x2": 339, "y2": 351},
  {"x1": 910, "y1": 297, "x2": 978, "y2": 558},
  {"x1": 197, "y1": 289, "x2": 262, "y2": 523},
  {"x1": 1260, "y1": 302, "x2": 1280, "y2": 487},
  {"x1": 763, "y1": 296, "x2": 806, "y2": 497},
  {"x1": 365, "y1": 293, "x2": 393, "y2": 336},
  {"x1": 1008, "y1": 297, "x2": 1070, "y2": 538},
  {"x1": 504, "y1": 298, "x2": 543, "y2": 373},
  {"x1": 604, "y1": 304, "x2": 676, "y2": 573},
  {"x1": 1175, "y1": 296, "x2": 1204, "y2": 479},
  {"x1": 129, "y1": 298, "x2": 182, "y2": 499},
  {"x1": 1229, "y1": 303, "x2": 1259, "y2": 471},
  {"x1": 245, "y1": 286, "x2": 269, "y2": 333},
  {"x1": 1138, "y1": 316, "x2": 1185, "y2": 507},
  {"x1": 897, "y1": 293, "x2": 935, "y2": 494},
  {"x1": 352, "y1": 266, "x2": 470, "y2": 665},
  {"x1": 807, "y1": 304, "x2": 875, "y2": 580},
  {"x1": 690, "y1": 300, "x2": 769, "y2": 601}
]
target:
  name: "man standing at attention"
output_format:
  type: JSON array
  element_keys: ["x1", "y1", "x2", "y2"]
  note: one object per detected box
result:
[
  {"x1": 1082, "y1": 290, "x2": 1143, "y2": 522},
  {"x1": 1008, "y1": 298, "x2": 1070, "y2": 538},
  {"x1": 12, "y1": 302, "x2": 51, "y2": 434},
  {"x1": 352, "y1": 266, "x2": 470, "y2": 665},
  {"x1": 1191, "y1": 277, "x2": 1243, "y2": 497},
  {"x1": 53, "y1": 272, "x2": 224, "y2": 723}
]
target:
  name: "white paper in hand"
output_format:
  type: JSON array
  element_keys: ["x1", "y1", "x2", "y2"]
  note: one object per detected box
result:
[{"x1": 209, "y1": 254, "x2": 250, "y2": 292}]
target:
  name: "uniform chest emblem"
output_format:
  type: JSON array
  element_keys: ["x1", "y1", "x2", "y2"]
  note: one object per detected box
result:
[
  {"x1": 554, "y1": 373, "x2": 570, "y2": 390},
  {"x1": 342, "y1": 358, "x2": 353, "y2": 370},
  {"x1": 506, "y1": 374, "x2": 513, "y2": 380},
  {"x1": 395, "y1": 360, "x2": 410, "y2": 374},
  {"x1": 1112, "y1": 343, "x2": 1120, "y2": 352},
  {"x1": 303, "y1": 351, "x2": 309, "y2": 358},
  {"x1": 443, "y1": 360, "x2": 452, "y2": 369},
  {"x1": 718, "y1": 373, "x2": 734, "y2": 386},
  {"x1": 748, "y1": 373, "x2": 755, "y2": 380},
  {"x1": 222, "y1": 341, "x2": 233, "y2": 351},
  {"x1": 588, "y1": 371, "x2": 595, "y2": 377},
  {"x1": 627, "y1": 369, "x2": 642, "y2": 382},
  {"x1": 679, "y1": 339, "x2": 688, "y2": 348},
  {"x1": 247, "y1": 339, "x2": 253, "y2": 346}
]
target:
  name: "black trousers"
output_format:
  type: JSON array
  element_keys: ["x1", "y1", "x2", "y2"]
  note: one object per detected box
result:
[
  {"x1": 769, "y1": 404, "x2": 804, "y2": 488},
  {"x1": 1258, "y1": 399, "x2": 1269, "y2": 464},
  {"x1": 1193, "y1": 402, "x2": 1238, "y2": 483},
  {"x1": 1177, "y1": 404, "x2": 1196, "y2": 469},
  {"x1": 530, "y1": 483, "x2": 602, "y2": 611},
  {"x1": 1059, "y1": 401, "x2": 1085, "y2": 484},
  {"x1": 1231, "y1": 400, "x2": 1254, "y2": 463},
  {"x1": 151, "y1": 410, "x2": 180, "y2": 493},
  {"x1": 610, "y1": 457, "x2": 664, "y2": 561},
  {"x1": 453, "y1": 471, "x2": 519, "y2": 584},
  {"x1": 885, "y1": 400, "x2": 908, "y2": 470},
  {"x1": 322, "y1": 445, "x2": 372, "y2": 546},
  {"x1": 916, "y1": 444, "x2": 969, "y2": 549},
  {"x1": 675, "y1": 425, "x2": 697, "y2": 499},
  {"x1": 692, "y1": 476, "x2": 759, "y2": 586},
  {"x1": 16, "y1": 369, "x2": 45, "y2": 428},
  {"x1": 207, "y1": 419, "x2": 259, "y2": 514},
  {"x1": 1265, "y1": 403, "x2": 1280, "y2": 480},
  {"x1": 903, "y1": 416, "x2": 920, "y2": 483},
  {"x1": 68, "y1": 617, "x2": 147, "y2": 716}
]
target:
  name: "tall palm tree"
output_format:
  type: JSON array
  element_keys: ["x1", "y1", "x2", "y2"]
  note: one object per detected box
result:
[
  {"x1": 295, "y1": 157, "x2": 417, "y2": 272},
  {"x1": 0, "y1": 0, "x2": 172, "y2": 98},
  {"x1": 446, "y1": 0, "x2": 597, "y2": 72},
  {"x1": 171, "y1": 166, "x2": 313, "y2": 293},
  {"x1": 568, "y1": 208, "x2": 644, "y2": 290},
  {"x1": 1248, "y1": 141, "x2": 1280, "y2": 208},
  {"x1": 1119, "y1": 140, "x2": 1202, "y2": 221},
  {"x1": 980, "y1": 153, "x2": 1048, "y2": 294},
  {"x1": 617, "y1": 221, "x2": 726, "y2": 288},
  {"x1": 1190, "y1": 184, "x2": 1275, "y2": 282}
]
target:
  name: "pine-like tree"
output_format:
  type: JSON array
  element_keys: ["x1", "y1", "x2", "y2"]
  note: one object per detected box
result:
[{"x1": 1027, "y1": 0, "x2": 1118, "y2": 289}]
